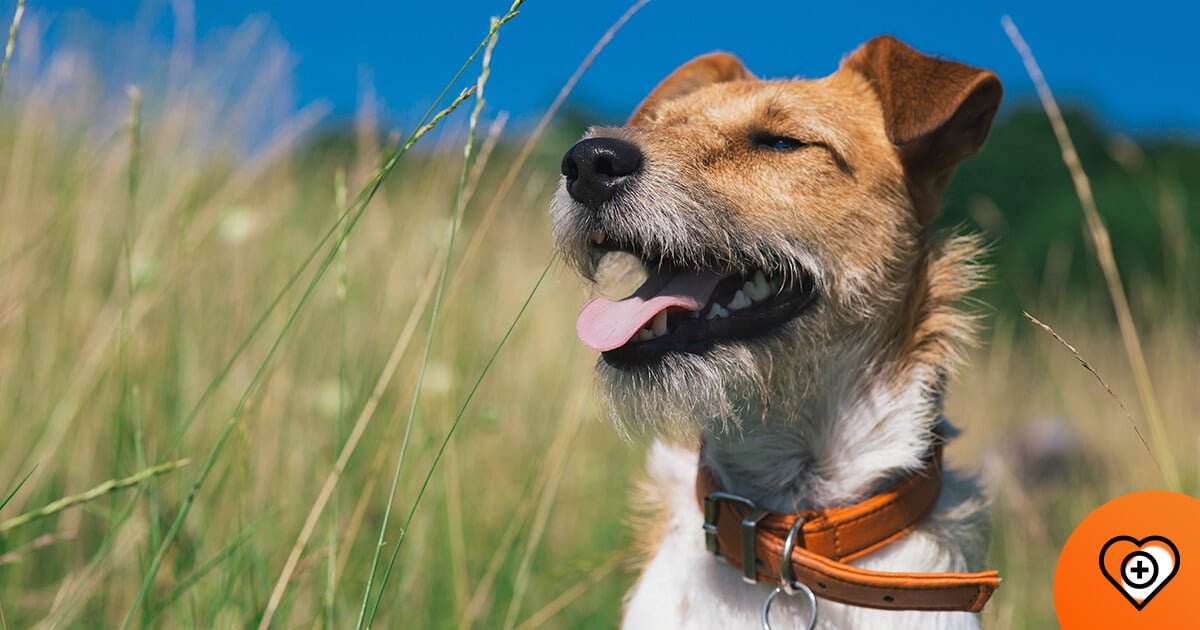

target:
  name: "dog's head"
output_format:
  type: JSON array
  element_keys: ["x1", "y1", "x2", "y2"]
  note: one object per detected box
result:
[{"x1": 551, "y1": 36, "x2": 1001, "y2": 434}]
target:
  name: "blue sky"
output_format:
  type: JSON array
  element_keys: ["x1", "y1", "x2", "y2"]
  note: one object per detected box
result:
[{"x1": 12, "y1": 1, "x2": 1200, "y2": 137}]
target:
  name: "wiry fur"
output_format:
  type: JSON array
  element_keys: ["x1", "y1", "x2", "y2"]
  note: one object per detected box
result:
[
  {"x1": 612, "y1": 237, "x2": 991, "y2": 629},
  {"x1": 551, "y1": 41, "x2": 1002, "y2": 630}
]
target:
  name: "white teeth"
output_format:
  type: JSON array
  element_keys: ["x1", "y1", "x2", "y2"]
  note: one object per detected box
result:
[
  {"x1": 679, "y1": 270, "x2": 783, "y2": 326},
  {"x1": 745, "y1": 270, "x2": 772, "y2": 301},
  {"x1": 742, "y1": 280, "x2": 760, "y2": 301},
  {"x1": 651, "y1": 311, "x2": 668, "y2": 336},
  {"x1": 705, "y1": 304, "x2": 730, "y2": 319},
  {"x1": 636, "y1": 312, "x2": 670, "y2": 342},
  {"x1": 728, "y1": 289, "x2": 751, "y2": 310}
]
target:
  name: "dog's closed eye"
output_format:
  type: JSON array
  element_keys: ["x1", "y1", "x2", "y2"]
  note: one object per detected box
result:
[
  {"x1": 750, "y1": 133, "x2": 810, "y2": 151},
  {"x1": 750, "y1": 132, "x2": 850, "y2": 173}
]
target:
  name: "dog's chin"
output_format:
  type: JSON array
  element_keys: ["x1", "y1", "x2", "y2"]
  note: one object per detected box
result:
[
  {"x1": 595, "y1": 324, "x2": 836, "y2": 440},
  {"x1": 595, "y1": 340, "x2": 767, "y2": 439}
]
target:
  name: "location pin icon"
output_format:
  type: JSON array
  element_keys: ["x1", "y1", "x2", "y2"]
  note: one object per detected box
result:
[{"x1": 1099, "y1": 535, "x2": 1180, "y2": 610}]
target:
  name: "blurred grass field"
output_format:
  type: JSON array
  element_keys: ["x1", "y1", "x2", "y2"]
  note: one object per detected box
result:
[{"x1": 0, "y1": 4, "x2": 1197, "y2": 629}]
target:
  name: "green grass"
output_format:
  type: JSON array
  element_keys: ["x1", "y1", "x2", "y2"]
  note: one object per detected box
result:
[{"x1": 0, "y1": 4, "x2": 1196, "y2": 629}]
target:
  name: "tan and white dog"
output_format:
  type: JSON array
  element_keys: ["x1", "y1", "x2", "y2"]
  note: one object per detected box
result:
[{"x1": 551, "y1": 36, "x2": 1002, "y2": 629}]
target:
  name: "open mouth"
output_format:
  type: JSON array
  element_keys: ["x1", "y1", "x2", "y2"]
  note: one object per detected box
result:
[{"x1": 576, "y1": 232, "x2": 818, "y2": 366}]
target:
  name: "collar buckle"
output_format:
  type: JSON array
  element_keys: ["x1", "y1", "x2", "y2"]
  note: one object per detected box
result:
[{"x1": 703, "y1": 491, "x2": 769, "y2": 583}]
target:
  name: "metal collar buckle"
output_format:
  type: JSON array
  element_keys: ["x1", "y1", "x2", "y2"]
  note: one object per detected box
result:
[{"x1": 703, "y1": 491, "x2": 769, "y2": 584}]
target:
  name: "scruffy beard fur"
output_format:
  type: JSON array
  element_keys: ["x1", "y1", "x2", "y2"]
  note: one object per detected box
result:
[
  {"x1": 593, "y1": 307, "x2": 836, "y2": 440},
  {"x1": 550, "y1": 152, "x2": 920, "y2": 447},
  {"x1": 596, "y1": 341, "x2": 766, "y2": 438},
  {"x1": 582, "y1": 232, "x2": 985, "y2": 508},
  {"x1": 552, "y1": 169, "x2": 928, "y2": 452}
]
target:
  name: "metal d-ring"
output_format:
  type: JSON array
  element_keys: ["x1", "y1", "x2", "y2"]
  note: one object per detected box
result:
[
  {"x1": 761, "y1": 582, "x2": 817, "y2": 630},
  {"x1": 779, "y1": 516, "x2": 805, "y2": 592},
  {"x1": 761, "y1": 516, "x2": 817, "y2": 630}
]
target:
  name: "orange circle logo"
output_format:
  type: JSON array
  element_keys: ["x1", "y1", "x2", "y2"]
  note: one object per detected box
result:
[{"x1": 1055, "y1": 491, "x2": 1200, "y2": 628}]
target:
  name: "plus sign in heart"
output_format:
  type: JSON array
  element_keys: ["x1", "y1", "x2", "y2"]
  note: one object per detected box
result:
[
  {"x1": 1055, "y1": 491, "x2": 1200, "y2": 628},
  {"x1": 1099, "y1": 535, "x2": 1179, "y2": 610}
]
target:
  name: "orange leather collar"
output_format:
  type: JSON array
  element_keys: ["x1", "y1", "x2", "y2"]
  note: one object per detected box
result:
[{"x1": 695, "y1": 437, "x2": 1000, "y2": 612}]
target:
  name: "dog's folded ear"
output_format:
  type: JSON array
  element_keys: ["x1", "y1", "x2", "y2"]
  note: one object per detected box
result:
[
  {"x1": 842, "y1": 35, "x2": 1002, "y2": 181},
  {"x1": 629, "y1": 53, "x2": 754, "y2": 126}
]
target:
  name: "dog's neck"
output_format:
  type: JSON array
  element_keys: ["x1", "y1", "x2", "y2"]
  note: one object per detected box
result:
[
  {"x1": 701, "y1": 347, "x2": 942, "y2": 515},
  {"x1": 699, "y1": 236, "x2": 983, "y2": 515}
]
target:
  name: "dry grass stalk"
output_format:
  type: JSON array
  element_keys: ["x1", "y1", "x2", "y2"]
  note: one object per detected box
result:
[
  {"x1": 356, "y1": 12, "x2": 509, "y2": 627},
  {"x1": 121, "y1": 80, "x2": 480, "y2": 630},
  {"x1": 0, "y1": 530, "x2": 76, "y2": 566},
  {"x1": 513, "y1": 552, "x2": 624, "y2": 630},
  {"x1": 0, "y1": 460, "x2": 189, "y2": 534},
  {"x1": 1002, "y1": 16, "x2": 1180, "y2": 492},
  {"x1": 501, "y1": 373, "x2": 591, "y2": 630},
  {"x1": 1021, "y1": 311, "x2": 1162, "y2": 479},
  {"x1": 449, "y1": 0, "x2": 653, "y2": 294},
  {"x1": 36, "y1": 517, "x2": 146, "y2": 629},
  {"x1": 443, "y1": 435, "x2": 470, "y2": 611},
  {"x1": 457, "y1": 469, "x2": 551, "y2": 629},
  {"x1": 257, "y1": 255, "x2": 441, "y2": 628},
  {"x1": 462, "y1": 112, "x2": 511, "y2": 211},
  {"x1": 0, "y1": 0, "x2": 23, "y2": 102}
]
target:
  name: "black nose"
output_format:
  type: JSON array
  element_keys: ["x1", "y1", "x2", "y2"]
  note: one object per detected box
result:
[{"x1": 561, "y1": 137, "x2": 643, "y2": 209}]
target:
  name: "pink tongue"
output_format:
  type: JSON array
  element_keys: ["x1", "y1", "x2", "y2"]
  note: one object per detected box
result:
[{"x1": 576, "y1": 269, "x2": 723, "y2": 352}]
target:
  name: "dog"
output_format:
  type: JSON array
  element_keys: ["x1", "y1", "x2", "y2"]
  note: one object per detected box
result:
[{"x1": 551, "y1": 36, "x2": 1003, "y2": 629}]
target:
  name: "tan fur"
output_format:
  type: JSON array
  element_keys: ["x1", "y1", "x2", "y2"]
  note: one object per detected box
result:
[
  {"x1": 584, "y1": 60, "x2": 974, "y2": 393},
  {"x1": 552, "y1": 37, "x2": 1002, "y2": 629},
  {"x1": 627, "y1": 468, "x2": 671, "y2": 570}
]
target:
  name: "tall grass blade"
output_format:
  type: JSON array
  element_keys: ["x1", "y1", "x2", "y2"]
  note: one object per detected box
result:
[
  {"x1": 158, "y1": 0, "x2": 510, "y2": 455},
  {"x1": 450, "y1": 0, "x2": 651, "y2": 293},
  {"x1": 1022, "y1": 311, "x2": 1162, "y2": 477},
  {"x1": 120, "y1": 85, "x2": 477, "y2": 630},
  {"x1": 152, "y1": 515, "x2": 269, "y2": 614},
  {"x1": 261, "y1": 102, "x2": 506, "y2": 626},
  {"x1": 326, "y1": 166, "x2": 350, "y2": 628},
  {"x1": 1002, "y1": 16, "x2": 1181, "y2": 492},
  {"x1": 364, "y1": 253, "x2": 558, "y2": 627},
  {"x1": 354, "y1": 10, "x2": 511, "y2": 627},
  {"x1": 256, "y1": 254, "x2": 441, "y2": 628},
  {"x1": 0, "y1": 466, "x2": 36, "y2": 513},
  {"x1": 457, "y1": 471, "x2": 543, "y2": 630},
  {"x1": 513, "y1": 553, "x2": 623, "y2": 630},
  {"x1": 0, "y1": 460, "x2": 189, "y2": 534},
  {"x1": 117, "y1": 87, "x2": 158, "y2": 629},
  {"x1": 502, "y1": 378, "x2": 589, "y2": 630},
  {"x1": 0, "y1": 0, "x2": 23, "y2": 103},
  {"x1": 140, "y1": 4, "x2": 503, "y2": 618}
]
